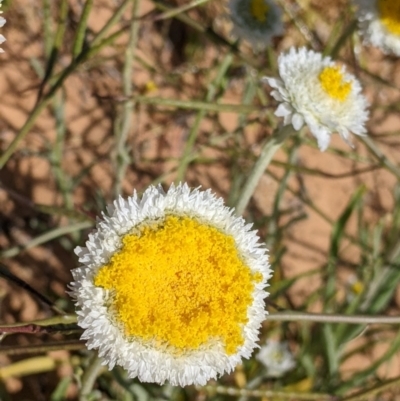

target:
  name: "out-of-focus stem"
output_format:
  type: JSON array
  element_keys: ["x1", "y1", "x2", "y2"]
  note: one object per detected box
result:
[
  {"x1": 79, "y1": 353, "x2": 103, "y2": 401},
  {"x1": 114, "y1": 0, "x2": 141, "y2": 197},
  {"x1": 267, "y1": 311, "x2": 400, "y2": 325},
  {"x1": 235, "y1": 124, "x2": 294, "y2": 215}
]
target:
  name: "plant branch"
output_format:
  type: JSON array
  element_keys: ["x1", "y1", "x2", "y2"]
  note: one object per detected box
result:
[
  {"x1": 235, "y1": 124, "x2": 295, "y2": 215},
  {"x1": 0, "y1": 263, "x2": 64, "y2": 315},
  {"x1": 267, "y1": 311, "x2": 400, "y2": 325},
  {"x1": 0, "y1": 340, "x2": 85, "y2": 356},
  {"x1": 202, "y1": 385, "x2": 335, "y2": 400}
]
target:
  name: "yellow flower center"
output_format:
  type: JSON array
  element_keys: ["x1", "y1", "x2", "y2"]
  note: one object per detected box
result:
[
  {"x1": 378, "y1": 0, "x2": 400, "y2": 36},
  {"x1": 94, "y1": 215, "x2": 261, "y2": 354},
  {"x1": 350, "y1": 281, "x2": 364, "y2": 295},
  {"x1": 272, "y1": 350, "x2": 284, "y2": 363},
  {"x1": 318, "y1": 66, "x2": 352, "y2": 101},
  {"x1": 250, "y1": 0, "x2": 269, "y2": 23}
]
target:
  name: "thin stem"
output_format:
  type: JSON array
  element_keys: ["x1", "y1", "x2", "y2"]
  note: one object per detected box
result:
[
  {"x1": 202, "y1": 385, "x2": 334, "y2": 400},
  {"x1": 235, "y1": 124, "x2": 295, "y2": 215},
  {"x1": 0, "y1": 221, "x2": 93, "y2": 259},
  {"x1": 114, "y1": 0, "x2": 141, "y2": 197},
  {"x1": 176, "y1": 54, "x2": 233, "y2": 181},
  {"x1": 340, "y1": 376, "x2": 400, "y2": 401},
  {"x1": 154, "y1": 0, "x2": 211, "y2": 21},
  {"x1": 134, "y1": 95, "x2": 261, "y2": 113},
  {"x1": 54, "y1": 0, "x2": 69, "y2": 51},
  {"x1": 52, "y1": 91, "x2": 73, "y2": 209},
  {"x1": 79, "y1": 353, "x2": 104, "y2": 401},
  {"x1": 42, "y1": 0, "x2": 53, "y2": 58},
  {"x1": 152, "y1": 0, "x2": 258, "y2": 68},
  {"x1": 0, "y1": 263, "x2": 64, "y2": 315},
  {"x1": 0, "y1": 323, "x2": 79, "y2": 335},
  {"x1": 37, "y1": 0, "x2": 69, "y2": 102},
  {"x1": 267, "y1": 311, "x2": 400, "y2": 325},
  {"x1": 72, "y1": 0, "x2": 94, "y2": 57},
  {"x1": 91, "y1": 0, "x2": 131, "y2": 47},
  {"x1": 0, "y1": 96, "x2": 53, "y2": 168},
  {"x1": 0, "y1": 340, "x2": 85, "y2": 356},
  {"x1": 0, "y1": 314, "x2": 77, "y2": 328},
  {"x1": 0, "y1": 7, "x2": 129, "y2": 169},
  {"x1": 359, "y1": 135, "x2": 400, "y2": 180},
  {"x1": 0, "y1": 356, "x2": 59, "y2": 379},
  {"x1": 275, "y1": 0, "x2": 320, "y2": 50}
]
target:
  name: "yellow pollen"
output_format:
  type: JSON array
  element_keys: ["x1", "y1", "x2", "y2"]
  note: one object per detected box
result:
[
  {"x1": 378, "y1": 0, "x2": 400, "y2": 36},
  {"x1": 318, "y1": 66, "x2": 352, "y2": 101},
  {"x1": 350, "y1": 281, "x2": 364, "y2": 295},
  {"x1": 250, "y1": 0, "x2": 269, "y2": 23},
  {"x1": 272, "y1": 350, "x2": 284, "y2": 362},
  {"x1": 94, "y1": 215, "x2": 261, "y2": 354}
]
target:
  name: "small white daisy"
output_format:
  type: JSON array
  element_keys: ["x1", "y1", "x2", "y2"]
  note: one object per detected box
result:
[
  {"x1": 0, "y1": 0, "x2": 6, "y2": 53},
  {"x1": 264, "y1": 47, "x2": 369, "y2": 151},
  {"x1": 256, "y1": 339, "x2": 296, "y2": 378},
  {"x1": 354, "y1": 0, "x2": 400, "y2": 56},
  {"x1": 69, "y1": 183, "x2": 271, "y2": 386},
  {"x1": 228, "y1": 0, "x2": 284, "y2": 48}
]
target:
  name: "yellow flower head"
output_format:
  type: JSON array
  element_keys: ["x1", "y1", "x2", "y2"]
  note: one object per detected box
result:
[{"x1": 70, "y1": 183, "x2": 271, "y2": 386}]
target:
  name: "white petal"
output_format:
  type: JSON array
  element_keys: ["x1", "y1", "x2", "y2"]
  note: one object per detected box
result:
[
  {"x1": 275, "y1": 102, "x2": 292, "y2": 118},
  {"x1": 291, "y1": 113, "x2": 304, "y2": 131},
  {"x1": 312, "y1": 127, "x2": 331, "y2": 152}
]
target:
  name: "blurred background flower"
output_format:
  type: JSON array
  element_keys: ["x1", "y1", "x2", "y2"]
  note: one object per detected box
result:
[
  {"x1": 228, "y1": 0, "x2": 284, "y2": 48},
  {"x1": 256, "y1": 339, "x2": 296, "y2": 378},
  {"x1": 355, "y1": 0, "x2": 400, "y2": 56}
]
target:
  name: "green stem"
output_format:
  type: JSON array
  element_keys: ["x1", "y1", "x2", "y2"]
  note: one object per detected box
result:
[
  {"x1": 340, "y1": 376, "x2": 400, "y2": 401},
  {"x1": 154, "y1": 0, "x2": 211, "y2": 21},
  {"x1": 0, "y1": 340, "x2": 85, "y2": 356},
  {"x1": 0, "y1": 8, "x2": 129, "y2": 169},
  {"x1": 114, "y1": 0, "x2": 141, "y2": 197},
  {"x1": 0, "y1": 96, "x2": 53, "y2": 168},
  {"x1": 267, "y1": 311, "x2": 400, "y2": 325},
  {"x1": 0, "y1": 221, "x2": 93, "y2": 259},
  {"x1": 202, "y1": 385, "x2": 333, "y2": 400},
  {"x1": 91, "y1": 0, "x2": 131, "y2": 47},
  {"x1": 176, "y1": 54, "x2": 233, "y2": 182},
  {"x1": 79, "y1": 353, "x2": 104, "y2": 401},
  {"x1": 134, "y1": 95, "x2": 260, "y2": 113},
  {"x1": 72, "y1": 0, "x2": 94, "y2": 57},
  {"x1": 0, "y1": 263, "x2": 64, "y2": 315},
  {"x1": 42, "y1": 0, "x2": 53, "y2": 58},
  {"x1": 235, "y1": 124, "x2": 294, "y2": 215},
  {"x1": 0, "y1": 315, "x2": 77, "y2": 328},
  {"x1": 359, "y1": 136, "x2": 400, "y2": 179}
]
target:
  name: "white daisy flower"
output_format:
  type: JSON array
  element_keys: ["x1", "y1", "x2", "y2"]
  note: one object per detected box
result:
[
  {"x1": 228, "y1": 0, "x2": 284, "y2": 48},
  {"x1": 264, "y1": 47, "x2": 369, "y2": 151},
  {"x1": 69, "y1": 183, "x2": 271, "y2": 387},
  {"x1": 256, "y1": 340, "x2": 295, "y2": 378},
  {"x1": 354, "y1": 0, "x2": 400, "y2": 56},
  {"x1": 0, "y1": 0, "x2": 6, "y2": 53}
]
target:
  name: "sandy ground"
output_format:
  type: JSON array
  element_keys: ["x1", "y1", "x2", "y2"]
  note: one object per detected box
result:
[{"x1": 0, "y1": 0, "x2": 400, "y2": 399}]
